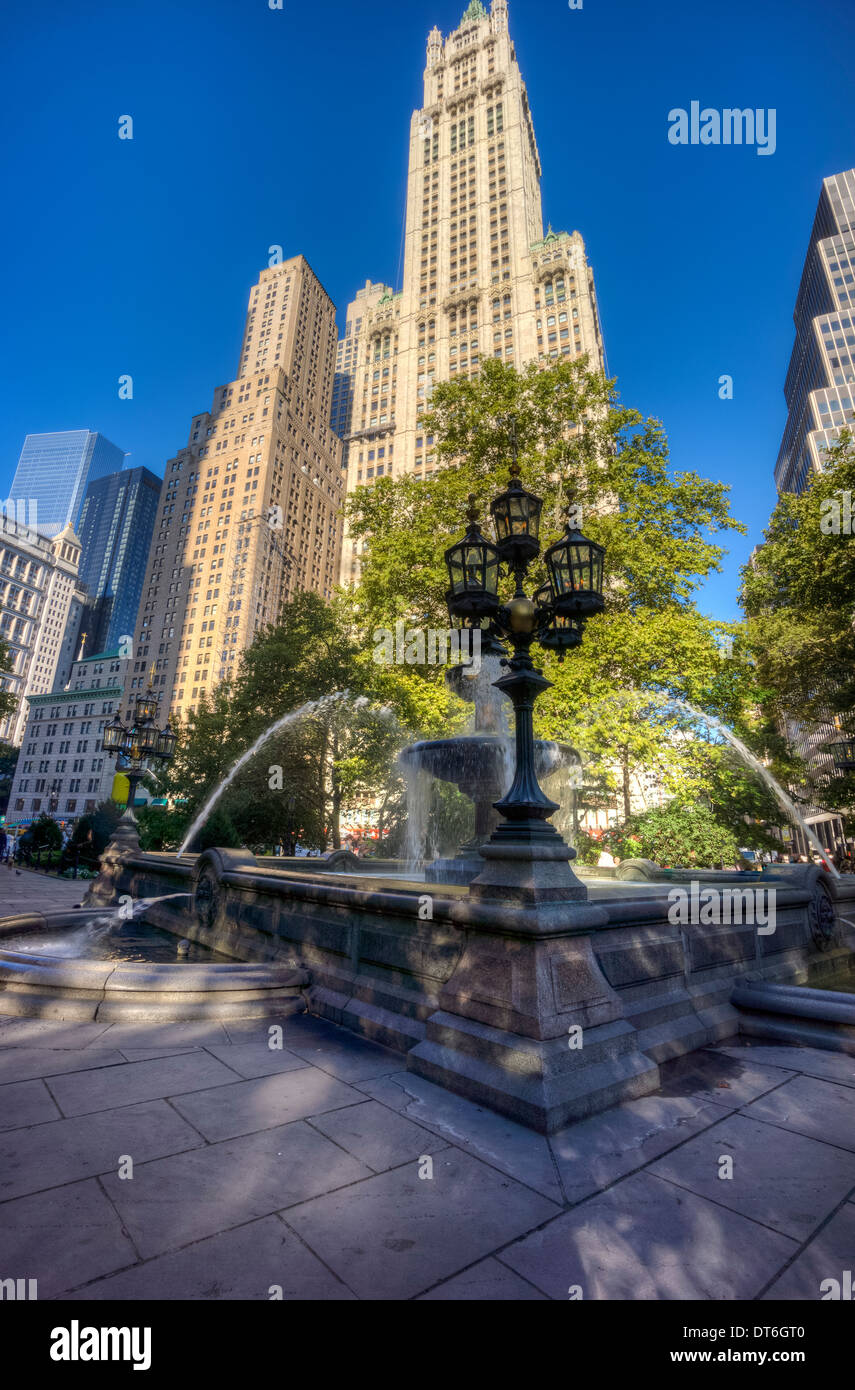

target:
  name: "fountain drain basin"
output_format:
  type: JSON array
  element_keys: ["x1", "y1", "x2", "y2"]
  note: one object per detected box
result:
[{"x1": 0, "y1": 910, "x2": 310, "y2": 1022}]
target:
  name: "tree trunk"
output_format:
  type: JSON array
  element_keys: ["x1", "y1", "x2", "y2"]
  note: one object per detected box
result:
[{"x1": 622, "y1": 757, "x2": 631, "y2": 823}]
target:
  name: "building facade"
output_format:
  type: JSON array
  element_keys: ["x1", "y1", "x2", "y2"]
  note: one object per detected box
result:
[
  {"x1": 7, "y1": 431, "x2": 126, "y2": 538},
  {"x1": 769, "y1": 170, "x2": 855, "y2": 851},
  {"x1": 6, "y1": 650, "x2": 127, "y2": 829},
  {"x1": 125, "y1": 253, "x2": 343, "y2": 725},
  {"x1": 775, "y1": 168, "x2": 855, "y2": 495},
  {"x1": 76, "y1": 466, "x2": 162, "y2": 656},
  {"x1": 0, "y1": 519, "x2": 84, "y2": 746},
  {"x1": 335, "y1": 0, "x2": 606, "y2": 580}
]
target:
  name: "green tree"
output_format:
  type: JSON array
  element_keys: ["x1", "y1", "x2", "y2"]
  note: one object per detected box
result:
[
  {"x1": 69, "y1": 799, "x2": 124, "y2": 863},
  {"x1": 29, "y1": 812, "x2": 62, "y2": 852},
  {"x1": 741, "y1": 428, "x2": 855, "y2": 808},
  {"x1": 162, "y1": 592, "x2": 441, "y2": 853},
  {"x1": 0, "y1": 741, "x2": 19, "y2": 816},
  {"x1": 607, "y1": 802, "x2": 742, "y2": 869},
  {"x1": 346, "y1": 357, "x2": 779, "y2": 840}
]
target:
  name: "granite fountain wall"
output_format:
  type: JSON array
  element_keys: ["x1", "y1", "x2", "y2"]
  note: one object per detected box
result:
[{"x1": 73, "y1": 824, "x2": 855, "y2": 1130}]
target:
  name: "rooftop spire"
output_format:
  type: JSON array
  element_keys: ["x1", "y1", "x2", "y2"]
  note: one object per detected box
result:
[{"x1": 461, "y1": 0, "x2": 488, "y2": 23}]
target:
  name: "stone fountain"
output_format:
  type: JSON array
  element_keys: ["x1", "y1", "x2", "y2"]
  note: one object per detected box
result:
[
  {"x1": 3, "y1": 477, "x2": 854, "y2": 1131},
  {"x1": 398, "y1": 635, "x2": 581, "y2": 884}
]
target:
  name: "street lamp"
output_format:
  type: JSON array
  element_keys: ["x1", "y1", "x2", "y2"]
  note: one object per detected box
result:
[
  {"x1": 830, "y1": 737, "x2": 855, "y2": 771},
  {"x1": 102, "y1": 679, "x2": 177, "y2": 815},
  {"x1": 444, "y1": 471, "x2": 604, "y2": 849}
]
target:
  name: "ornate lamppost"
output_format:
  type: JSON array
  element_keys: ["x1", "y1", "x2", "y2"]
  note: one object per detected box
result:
[
  {"x1": 444, "y1": 461, "x2": 604, "y2": 898},
  {"x1": 102, "y1": 679, "x2": 177, "y2": 816}
]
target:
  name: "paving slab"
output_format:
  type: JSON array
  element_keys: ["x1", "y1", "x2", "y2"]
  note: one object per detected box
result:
[
  {"x1": 0, "y1": 1077, "x2": 62, "y2": 1131},
  {"x1": 203, "y1": 1041, "x2": 311, "y2": 1079},
  {"x1": 712, "y1": 1044, "x2": 855, "y2": 1090},
  {"x1": 0, "y1": 867, "x2": 85, "y2": 914},
  {"x1": 499, "y1": 1170, "x2": 797, "y2": 1300},
  {"x1": 657, "y1": 1048, "x2": 795, "y2": 1108},
  {"x1": 169, "y1": 1067, "x2": 364, "y2": 1142},
  {"x1": 100, "y1": 1120, "x2": 372, "y2": 1258},
  {"x1": 648, "y1": 1113, "x2": 855, "y2": 1241},
  {"x1": 0, "y1": 1073, "x2": 61, "y2": 1128},
  {"x1": 354, "y1": 1070, "x2": 563, "y2": 1203},
  {"x1": 223, "y1": 1016, "x2": 311, "y2": 1044},
  {"x1": 0, "y1": 1178, "x2": 138, "y2": 1297},
  {"x1": 116, "y1": 1047, "x2": 205, "y2": 1062},
  {"x1": 88, "y1": 1022, "x2": 232, "y2": 1050},
  {"x1": 0, "y1": 1020, "x2": 114, "y2": 1049},
  {"x1": 63, "y1": 1214, "x2": 357, "y2": 1301},
  {"x1": 0, "y1": 1100, "x2": 204, "y2": 1201},
  {"x1": 417, "y1": 1256, "x2": 548, "y2": 1300},
  {"x1": 45, "y1": 1051, "x2": 240, "y2": 1117},
  {"x1": 762, "y1": 1202, "x2": 855, "y2": 1300},
  {"x1": 282, "y1": 1030, "x2": 404, "y2": 1083},
  {"x1": 548, "y1": 1094, "x2": 736, "y2": 1205},
  {"x1": 739, "y1": 1074, "x2": 855, "y2": 1153},
  {"x1": 308, "y1": 1100, "x2": 447, "y2": 1172},
  {"x1": 0, "y1": 1047, "x2": 128, "y2": 1085},
  {"x1": 284, "y1": 1147, "x2": 560, "y2": 1300}
]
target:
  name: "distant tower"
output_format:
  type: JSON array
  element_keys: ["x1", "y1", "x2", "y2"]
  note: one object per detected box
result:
[
  {"x1": 334, "y1": 0, "x2": 606, "y2": 583},
  {"x1": 426, "y1": 24, "x2": 441, "y2": 67}
]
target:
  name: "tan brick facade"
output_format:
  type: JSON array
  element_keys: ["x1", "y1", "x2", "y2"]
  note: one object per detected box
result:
[{"x1": 127, "y1": 255, "x2": 343, "y2": 725}]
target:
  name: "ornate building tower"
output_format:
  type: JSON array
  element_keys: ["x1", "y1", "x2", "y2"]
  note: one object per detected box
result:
[{"x1": 335, "y1": 0, "x2": 605, "y2": 581}]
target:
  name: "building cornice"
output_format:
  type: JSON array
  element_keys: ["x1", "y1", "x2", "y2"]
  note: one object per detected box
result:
[{"x1": 26, "y1": 685, "x2": 123, "y2": 706}]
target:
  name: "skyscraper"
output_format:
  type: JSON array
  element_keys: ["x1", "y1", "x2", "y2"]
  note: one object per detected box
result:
[
  {"x1": 0, "y1": 517, "x2": 84, "y2": 745},
  {"x1": 7, "y1": 431, "x2": 126, "y2": 537},
  {"x1": 125, "y1": 254, "x2": 343, "y2": 724},
  {"x1": 76, "y1": 466, "x2": 162, "y2": 656},
  {"x1": 775, "y1": 168, "x2": 855, "y2": 495},
  {"x1": 768, "y1": 170, "x2": 855, "y2": 854},
  {"x1": 335, "y1": 0, "x2": 606, "y2": 580}
]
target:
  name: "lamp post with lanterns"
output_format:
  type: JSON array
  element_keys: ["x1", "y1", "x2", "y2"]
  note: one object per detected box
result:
[
  {"x1": 102, "y1": 677, "x2": 177, "y2": 816},
  {"x1": 444, "y1": 459, "x2": 604, "y2": 894}
]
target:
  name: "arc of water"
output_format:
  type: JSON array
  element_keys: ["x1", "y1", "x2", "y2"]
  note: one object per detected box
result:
[
  {"x1": 544, "y1": 688, "x2": 841, "y2": 878},
  {"x1": 176, "y1": 692, "x2": 351, "y2": 857},
  {"x1": 666, "y1": 699, "x2": 840, "y2": 879}
]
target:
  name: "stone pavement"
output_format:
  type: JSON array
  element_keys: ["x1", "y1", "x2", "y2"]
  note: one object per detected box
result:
[
  {"x1": 0, "y1": 864, "x2": 87, "y2": 917},
  {"x1": 0, "y1": 869, "x2": 853, "y2": 1300}
]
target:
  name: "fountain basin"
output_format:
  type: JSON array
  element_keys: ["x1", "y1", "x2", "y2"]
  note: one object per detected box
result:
[
  {"x1": 0, "y1": 909, "x2": 310, "y2": 1022},
  {"x1": 398, "y1": 734, "x2": 579, "y2": 883}
]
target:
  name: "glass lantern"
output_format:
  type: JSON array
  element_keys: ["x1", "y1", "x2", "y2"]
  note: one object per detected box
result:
[
  {"x1": 490, "y1": 462, "x2": 543, "y2": 568},
  {"x1": 444, "y1": 497, "x2": 501, "y2": 621},
  {"x1": 544, "y1": 514, "x2": 605, "y2": 618},
  {"x1": 135, "y1": 689, "x2": 160, "y2": 723},
  {"x1": 534, "y1": 584, "x2": 584, "y2": 656},
  {"x1": 102, "y1": 712, "x2": 126, "y2": 754},
  {"x1": 156, "y1": 724, "x2": 177, "y2": 761}
]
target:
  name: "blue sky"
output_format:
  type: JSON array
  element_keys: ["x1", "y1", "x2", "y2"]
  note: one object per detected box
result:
[{"x1": 1, "y1": 0, "x2": 853, "y2": 620}]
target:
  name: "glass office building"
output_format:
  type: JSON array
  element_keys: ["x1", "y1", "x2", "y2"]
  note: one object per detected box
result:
[
  {"x1": 775, "y1": 169, "x2": 855, "y2": 495},
  {"x1": 7, "y1": 431, "x2": 126, "y2": 537},
  {"x1": 76, "y1": 466, "x2": 162, "y2": 655}
]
